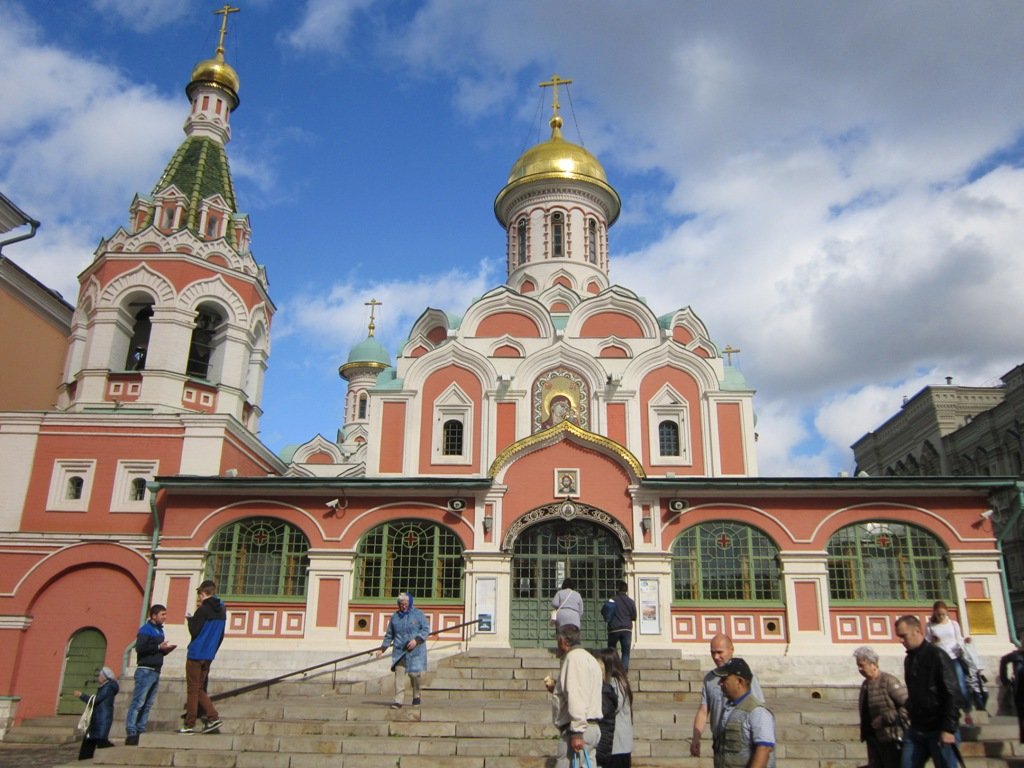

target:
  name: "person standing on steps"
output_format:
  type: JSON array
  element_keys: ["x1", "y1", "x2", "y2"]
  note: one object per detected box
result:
[
  {"x1": 690, "y1": 633, "x2": 765, "y2": 758},
  {"x1": 75, "y1": 666, "x2": 120, "y2": 759},
  {"x1": 546, "y1": 624, "x2": 604, "y2": 768},
  {"x1": 178, "y1": 580, "x2": 226, "y2": 734},
  {"x1": 896, "y1": 614, "x2": 962, "y2": 768},
  {"x1": 125, "y1": 604, "x2": 176, "y2": 745},
  {"x1": 552, "y1": 577, "x2": 583, "y2": 632},
  {"x1": 601, "y1": 580, "x2": 637, "y2": 671},
  {"x1": 376, "y1": 592, "x2": 430, "y2": 709},
  {"x1": 713, "y1": 657, "x2": 775, "y2": 768}
]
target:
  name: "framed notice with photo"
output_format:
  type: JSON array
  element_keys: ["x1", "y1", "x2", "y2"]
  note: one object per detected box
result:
[
  {"x1": 475, "y1": 577, "x2": 497, "y2": 633},
  {"x1": 638, "y1": 577, "x2": 660, "y2": 635}
]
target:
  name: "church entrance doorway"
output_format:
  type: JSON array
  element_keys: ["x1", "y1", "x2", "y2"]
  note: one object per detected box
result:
[
  {"x1": 509, "y1": 516, "x2": 625, "y2": 648},
  {"x1": 58, "y1": 627, "x2": 107, "y2": 714}
]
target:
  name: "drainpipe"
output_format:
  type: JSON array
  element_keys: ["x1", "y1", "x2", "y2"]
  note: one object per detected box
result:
[
  {"x1": 994, "y1": 481, "x2": 1024, "y2": 645},
  {"x1": 0, "y1": 217, "x2": 40, "y2": 254},
  {"x1": 122, "y1": 481, "x2": 163, "y2": 673}
]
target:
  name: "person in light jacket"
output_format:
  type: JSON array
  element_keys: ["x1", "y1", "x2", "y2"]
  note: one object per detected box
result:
[
  {"x1": 552, "y1": 577, "x2": 583, "y2": 630},
  {"x1": 376, "y1": 592, "x2": 430, "y2": 708}
]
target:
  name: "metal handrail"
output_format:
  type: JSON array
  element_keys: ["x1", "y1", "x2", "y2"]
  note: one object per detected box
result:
[{"x1": 209, "y1": 618, "x2": 480, "y2": 702}]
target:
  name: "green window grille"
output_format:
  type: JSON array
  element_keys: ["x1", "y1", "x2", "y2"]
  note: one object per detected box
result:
[
  {"x1": 658, "y1": 420, "x2": 680, "y2": 456},
  {"x1": 671, "y1": 522, "x2": 781, "y2": 602},
  {"x1": 827, "y1": 521, "x2": 951, "y2": 601},
  {"x1": 355, "y1": 520, "x2": 464, "y2": 600},
  {"x1": 206, "y1": 517, "x2": 310, "y2": 599}
]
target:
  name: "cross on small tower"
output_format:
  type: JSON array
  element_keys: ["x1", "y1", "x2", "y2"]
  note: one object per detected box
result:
[
  {"x1": 539, "y1": 74, "x2": 573, "y2": 120},
  {"x1": 365, "y1": 298, "x2": 382, "y2": 337},
  {"x1": 213, "y1": 4, "x2": 240, "y2": 55},
  {"x1": 723, "y1": 345, "x2": 741, "y2": 366}
]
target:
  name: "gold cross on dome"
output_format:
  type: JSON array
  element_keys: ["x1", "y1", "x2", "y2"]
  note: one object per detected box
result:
[
  {"x1": 213, "y1": 4, "x2": 240, "y2": 54},
  {"x1": 723, "y1": 345, "x2": 741, "y2": 365},
  {"x1": 365, "y1": 298, "x2": 382, "y2": 337},
  {"x1": 539, "y1": 74, "x2": 573, "y2": 119}
]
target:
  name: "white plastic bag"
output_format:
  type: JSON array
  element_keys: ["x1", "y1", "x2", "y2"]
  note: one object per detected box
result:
[{"x1": 76, "y1": 695, "x2": 95, "y2": 735}]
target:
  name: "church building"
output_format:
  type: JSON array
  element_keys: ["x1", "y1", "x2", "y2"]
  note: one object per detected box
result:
[{"x1": 0, "y1": 16, "x2": 1018, "y2": 728}]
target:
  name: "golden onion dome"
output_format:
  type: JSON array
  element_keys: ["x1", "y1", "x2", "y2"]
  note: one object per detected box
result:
[
  {"x1": 187, "y1": 51, "x2": 240, "y2": 104},
  {"x1": 495, "y1": 115, "x2": 620, "y2": 225},
  {"x1": 507, "y1": 116, "x2": 608, "y2": 184}
]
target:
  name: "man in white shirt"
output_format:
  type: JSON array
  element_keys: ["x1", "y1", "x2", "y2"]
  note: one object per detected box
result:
[
  {"x1": 691, "y1": 633, "x2": 765, "y2": 757},
  {"x1": 545, "y1": 624, "x2": 603, "y2": 767}
]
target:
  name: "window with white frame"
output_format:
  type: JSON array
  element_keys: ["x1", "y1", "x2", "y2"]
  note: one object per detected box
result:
[
  {"x1": 111, "y1": 460, "x2": 159, "y2": 512},
  {"x1": 432, "y1": 384, "x2": 473, "y2": 465},
  {"x1": 550, "y1": 211, "x2": 565, "y2": 257},
  {"x1": 47, "y1": 459, "x2": 97, "y2": 512},
  {"x1": 647, "y1": 385, "x2": 691, "y2": 465}
]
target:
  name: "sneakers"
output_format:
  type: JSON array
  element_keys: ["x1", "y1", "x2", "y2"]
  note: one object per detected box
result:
[
  {"x1": 202, "y1": 719, "x2": 223, "y2": 734},
  {"x1": 389, "y1": 702, "x2": 402, "y2": 709},
  {"x1": 124, "y1": 734, "x2": 139, "y2": 746},
  {"x1": 411, "y1": 698, "x2": 421, "y2": 706},
  {"x1": 176, "y1": 726, "x2": 197, "y2": 734}
]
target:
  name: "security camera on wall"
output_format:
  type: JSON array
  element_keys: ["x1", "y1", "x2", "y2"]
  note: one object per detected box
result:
[
  {"x1": 447, "y1": 498, "x2": 467, "y2": 513},
  {"x1": 668, "y1": 499, "x2": 688, "y2": 513}
]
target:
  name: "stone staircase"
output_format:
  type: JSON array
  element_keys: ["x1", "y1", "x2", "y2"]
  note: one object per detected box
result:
[{"x1": 10, "y1": 647, "x2": 1019, "y2": 767}]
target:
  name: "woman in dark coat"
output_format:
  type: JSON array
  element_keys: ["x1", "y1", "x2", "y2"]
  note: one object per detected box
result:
[
  {"x1": 853, "y1": 646, "x2": 908, "y2": 768},
  {"x1": 76, "y1": 666, "x2": 120, "y2": 758}
]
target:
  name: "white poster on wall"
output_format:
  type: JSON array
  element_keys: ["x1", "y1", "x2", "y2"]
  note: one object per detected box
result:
[
  {"x1": 638, "y1": 577, "x2": 660, "y2": 635},
  {"x1": 475, "y1": 577, "x2": 497, "y2": 633}
]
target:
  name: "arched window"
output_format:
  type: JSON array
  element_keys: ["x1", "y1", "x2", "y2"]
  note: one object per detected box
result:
[
  {"x1": 205, "y1": 214, "x2": 220, "y2": 239},
  {"x1": 354, "y1": 520, "x2": 464, "y2": 600},
  {"x1": 129, "y1": 477, "x2": 148, "y2": 502},
  {"x1": 207, "y1": 517, "x2": 310, "y2": 599},
  {"x1": 124, "y1": 304, "x2": 153, "y2": 370},
  {"x1": 186, "y1": 306, "x2": 222, "y2": 379},
  {"x1": 517, "y1": 218, "x2": 527, "y2": 265},
  {"x1": 66, "y1": 476, "x2": 84, "y2": 500},
  {"x1": 357, "y1": 391, "x2": 368, "y2": 420},
  {"x1": 671, "y1": 522, "x2": 780, "y2": 601},
  {"x1": 442, "y1": 419, "x2": 464, "y2": 456},
  {"x1": 827, "y1": 521, "x2": 951, "y2": 601},
  {"x1": 551, "y1": 212, "x2": 564, "y2": 257},
  {"x1": 658, "y1": 420, "x2": 680, "y2": 456},
  {"x1": 588, "y1": 218, "x2": 597, "y2": 263}
]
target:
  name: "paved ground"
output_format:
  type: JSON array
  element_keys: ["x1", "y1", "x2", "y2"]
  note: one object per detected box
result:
[{"x1": 0, "y1": 741, "x2": 80, "y2": 767}]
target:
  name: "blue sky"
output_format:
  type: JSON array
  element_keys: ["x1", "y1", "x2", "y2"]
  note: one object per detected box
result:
[{"x1": 3, "y1": 0, "x2": 1023, "y2": 476}]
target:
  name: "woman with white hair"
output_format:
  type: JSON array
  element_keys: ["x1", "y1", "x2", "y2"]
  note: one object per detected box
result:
[
  {"x1": 75, "y1": 666, "x2": 120, "y2": 758},
  {"x1": 375, "y1": 592, "x2": 430, "y2": 709},
  {"x1": 853, "y1": 646, "x2": 909, "y2": 768}
]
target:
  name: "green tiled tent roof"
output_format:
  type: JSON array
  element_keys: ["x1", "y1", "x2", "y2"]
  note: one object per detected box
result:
[{"x1": 150, "y1": 136, "x2": 238, "y2": 247}]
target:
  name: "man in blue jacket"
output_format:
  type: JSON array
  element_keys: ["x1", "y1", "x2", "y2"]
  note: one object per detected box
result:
[
  {"x1": 125, "y1": 604, "x2": 176, "y2": 745},
  {"x1": 601, "y1": 580, "x2": 637, "y2": 669},
  {"x1": 178, "y1": 580, "x2": 226, "y2": 734},
  {"x1": 376, "y1": 592, "x2": 430, "y2": 708}
]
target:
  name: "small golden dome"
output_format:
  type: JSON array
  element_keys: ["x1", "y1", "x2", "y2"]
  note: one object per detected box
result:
[{"x1": 188, "y1": 51, "x2": 240, "y2": 102}]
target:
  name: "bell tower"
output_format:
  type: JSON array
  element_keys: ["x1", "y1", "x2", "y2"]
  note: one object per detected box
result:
[{"x1": 57, "y1": 5, "x2": 273, "y2": 434}]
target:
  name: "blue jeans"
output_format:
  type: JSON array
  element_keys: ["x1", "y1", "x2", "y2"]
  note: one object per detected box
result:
[
  {"x1": 901, "y1": 727, "x2": 959, "y2": 768},
  {"x1": 125, "y1": 667, "x2": 161, "y2": 736},
  {"x1": 607, "y1": 631, "x2": 632, "y2": 670}
]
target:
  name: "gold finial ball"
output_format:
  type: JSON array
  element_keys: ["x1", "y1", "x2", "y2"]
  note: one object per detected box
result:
[{"x1": 188, "y1": 53, "x2": 240, "y2": 101}]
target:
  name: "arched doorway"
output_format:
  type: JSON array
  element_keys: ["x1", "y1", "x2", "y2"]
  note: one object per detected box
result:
[
  {"x1": 58, "y1": 628, "x2": 106, "y2": 714},
  {"x1": 508, "y1": 504, "x2": 629, "y2": 647}
]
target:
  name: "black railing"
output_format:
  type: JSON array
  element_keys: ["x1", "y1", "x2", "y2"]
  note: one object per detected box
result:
[{"x1": 210, "y1": 618, "x2": 480, "y2": 702}]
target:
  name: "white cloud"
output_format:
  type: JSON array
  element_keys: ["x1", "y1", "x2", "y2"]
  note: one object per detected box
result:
[
  {"x1": 280, "y1": 0, "x2": 379, "y2": 54},
  {"x1": 89, "y1": 0, "x2": 188, "y2": 33},
  {"x1": 0, "y1": 4, "x2": 183, "y2": 299}
]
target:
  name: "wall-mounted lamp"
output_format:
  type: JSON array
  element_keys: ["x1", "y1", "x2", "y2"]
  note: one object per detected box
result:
[
  {"x1": 640, "y1": 515, "x2": 651, "y2": 535},
  {"x1": 482, "y1": 515, "x2": 493, "y2": 535}
]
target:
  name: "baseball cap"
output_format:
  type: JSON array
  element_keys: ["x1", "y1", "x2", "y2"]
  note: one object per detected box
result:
[{"x1": 713, "y1": 657, "x2": 753, "y2": 681}]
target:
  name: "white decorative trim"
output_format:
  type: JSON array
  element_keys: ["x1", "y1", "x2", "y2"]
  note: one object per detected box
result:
[
  {"x1": 432, "y1": 384, "x2": 473, "y2": 465},
  {"x1": 178, "y1": 275, "x2": 248, "y2": 325},
  {"x1": 97, "y1": 264, "x2": 176, "y2": 307},
  {"x1": 46, "y1": 459, "x2": 97, "y2": 512},
  {"x1": 647, "y1": 384, "x2": 692, "y2": 466},
  {"x1": 110, "y1": 460, "x2": 159, "y2": 513}
]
